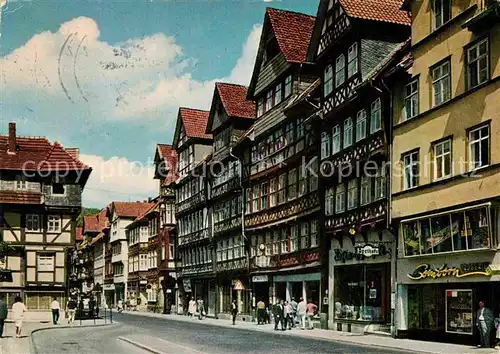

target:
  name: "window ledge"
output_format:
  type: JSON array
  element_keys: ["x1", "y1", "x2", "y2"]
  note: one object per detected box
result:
[
  {"x1": 411, "y1": 5, "x2": 478, "y2": 51},
  {"x1": 394, "y1": 75, "x2": 500, "y2": 130},
  {"x1": 401, "y1": 247, "x2": 496, "y2": 259}
]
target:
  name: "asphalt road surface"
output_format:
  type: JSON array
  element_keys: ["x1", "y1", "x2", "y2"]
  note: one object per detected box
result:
[{"x1": 33, "y1": 313, "x2": 415, "y2": 354}]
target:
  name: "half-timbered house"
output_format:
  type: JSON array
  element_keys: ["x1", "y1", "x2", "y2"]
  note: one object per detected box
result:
[
  {"x1": 0, "y1": 122, "x2": 91, "y2": 309},
  {"x1": 206, "y1": 83, "x2": 255, "y2": 319},
  {"x1": 307, "y1": 0, "x2": 410, "y2": 333},
  {"x1": 172, "y1": 108, "x2": 214, "y2": 315},
  {"x1": 233, "y1": 8, "x2": 324, "y2": 311},
  {"x1": 154, "y1": 144, "x2": 178, "y2": 314}
]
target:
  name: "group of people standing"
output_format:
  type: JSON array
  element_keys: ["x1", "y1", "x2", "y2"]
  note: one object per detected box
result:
[
  {"x1": 187, "y1": 297, "x2": 206, "y2": 320},
  {"x1": 255, "y1": 297, "x2": 317, "y2": 331}
]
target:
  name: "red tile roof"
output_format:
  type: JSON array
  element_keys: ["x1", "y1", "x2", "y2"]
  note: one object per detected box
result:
[
  {"x1": 0, "y1": 191, "x2": 42, "y2": 204},
  {"x1": 179, "y1": 108, "x2": 212, "y2": 140},
  {"x1": 76, "y1": 227, "x2": 83, "y2": 242},
  {"x1": 339, "y1": 0, "x2": 411, "y2": 26},
  {"x1": 267, "y1": 8, "x2": 316, "y2": 63},
  {"x1": 156, "y1": 144, "x2": 178, "y2": 185},
  {"x1": 110, "y1": 201, "x2": 155, "y2": 219},
  {"x1": 0, "y1": 135, "x2": 91, "y2": 172},
  {"x1": 216, "y1": 83, "x2": 256, "y2": 120},
  {"x1": 83, "y1": 208, "x2": 109, "y2": 233}
]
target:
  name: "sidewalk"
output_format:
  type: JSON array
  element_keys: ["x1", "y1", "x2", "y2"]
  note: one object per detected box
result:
[
  {"x1": 121, "y1": 310, "x2": 499, "y2": 354},
  {"x1": 0, "y1": 319, "x2": 111, "y2": 354}
]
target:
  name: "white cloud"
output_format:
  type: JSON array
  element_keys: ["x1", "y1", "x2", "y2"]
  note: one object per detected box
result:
[{"x1": 80, "y1": 154, "x2": 157, "y2": 208}]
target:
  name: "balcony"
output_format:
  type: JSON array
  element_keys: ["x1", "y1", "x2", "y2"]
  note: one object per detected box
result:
[
  {"x1": 178, "y1": 228, "x2": 209, "y2": 247},
  {"x1": 245, "y1": 192, "x2": 320, "y2": 229},
  {"x1": 213, "y1": 216, "x2": 242, "y2": 236},
  {"x1": 464, "y1": 0, "x2": 499, "y2": 32},
  {"x1": 211, "y1": 177, "x2": 240, "y2": 200},
  {"x1": 176, "y1": 191, "x2": 206, "y2": 215},
  {"x1": 325, "y1": 198, "x2": 387, "y2": 232}
]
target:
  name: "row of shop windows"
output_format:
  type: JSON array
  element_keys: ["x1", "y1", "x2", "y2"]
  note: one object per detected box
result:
[
  {"x1": 250, "y1": 220, "x2": 319, "y2": 257},
  {"x1": 402, "y1": 206, "x2": 491, "y2": 257},
  {"x1": 245, "y1": 161, "x2": 319, "y2": 215}
]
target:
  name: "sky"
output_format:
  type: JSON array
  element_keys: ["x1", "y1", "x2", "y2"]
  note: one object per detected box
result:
[{"x1": 0, "y1": 0, "x2": 318, "y2": 208}]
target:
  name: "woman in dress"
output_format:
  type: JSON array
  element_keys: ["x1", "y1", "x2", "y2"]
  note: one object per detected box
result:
[{"x1": 12, "y1": 296, "x2": 27, "y2": 338}]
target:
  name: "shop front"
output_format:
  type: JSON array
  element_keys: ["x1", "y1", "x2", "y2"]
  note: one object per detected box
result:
[
  {"x1": 329, "y1": 229, "x2": 395, "y2": 334},
  {"x1": 395, "y1": 203, "x2": 500, "y2": 345},
  {"x1": 182, "y1": 277, "x2": 216, "y2": 316},
  {"x1": 216, "y1": 277, "x2": 252, "y2": 320}
]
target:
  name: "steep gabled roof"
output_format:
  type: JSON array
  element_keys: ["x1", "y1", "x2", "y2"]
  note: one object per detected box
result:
[
  {"x1": 83, "y1": 208, "x2": 109, "y2": 234},
  {"x1": 216, "y1": 83, "x2": 255, "y2": 120},
  {"x1": 127, "y1": 201, "x2": 160, "y2": 229},
  {"x1": 179, "y1": 108, "x2": 212, "y2": 140},
  {"x1": 108, "y1": 201, "x2": 155, "y2": 219},
  {"x1": 155, "y1": 144, "x2": 178, "y2": 186}
]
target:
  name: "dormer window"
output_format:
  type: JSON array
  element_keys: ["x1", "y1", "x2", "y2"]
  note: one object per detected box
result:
[
  {"x1": 265, "y1": 36, "x2": 279, "y2": 63},
  {"x1": 52, "y1": 183, "x2": 65, "y2": 195}
]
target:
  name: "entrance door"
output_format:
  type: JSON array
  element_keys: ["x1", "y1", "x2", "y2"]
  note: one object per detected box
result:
[
  {"x1": 254, "y1": 282, "x2": 269, "y2": 306},
  {"x1": 365, "y1": 264, "x2": 389, "y2": 323},
  {"x1": 275, "y1": 282, "x2": 286, "y2": 303},
  {"x1": 291, "y1": 282, "x2": 302, "y2": 301}
]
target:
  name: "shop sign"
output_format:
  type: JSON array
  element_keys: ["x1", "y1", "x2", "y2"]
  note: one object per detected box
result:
[
  {"x1": 139, "y1": 280, "x2": 147, "y2": 285},
  {"x1": 183, "y1": 279, "x2": 192, "y2": 292},
  {"x1": 334, "y1": 243, "x2": 391, "y2": 263},
  {"x1": 407, "y1": 262, "x2": 491, "y2": 280},
  {"x1": 252, "y1": 275, "x2": 268, "y2": 283}
]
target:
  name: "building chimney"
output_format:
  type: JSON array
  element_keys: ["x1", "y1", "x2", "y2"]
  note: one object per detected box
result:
[
  {"x1": 8, "y1": 122, "x2": 16, "y2": 154},
  {"x1": 66, "y1": 148, "x2": 80, "y2": 160}
]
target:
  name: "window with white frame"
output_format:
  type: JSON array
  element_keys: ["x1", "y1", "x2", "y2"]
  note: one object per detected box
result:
[
  {"x1": 404, "y1": 79, "x2": 419, "y2": 120},
  {"x1": 252, "y1": 185, "x2": 260, "y2": 212},
  {"x1": 147, "y1": 288, "x2": 157, "y2": 302},
  {"x1": 321, "y1": 131, "x2": 331, "y2": 159},
  {"x1": 310, "y1": 220, "x2": 319, "y2": 248},
  {"x1": 370, "y1": 99, "x2": 382, "y2": 133},
  {"x1": 37, "y1": 254, "x2": 54, "y2": 272},
  {"x1": 344, "y1": 118, "x2": 353, "y2": 148},
  {"x1": 300, "y1": 222, "x2": 309, "y2": 249},
  {"x1": 308, "y1": 158, "x2": 318, "y2": 192},
  {"x1": 374, "y1": 167, "x2": 386, "y2": 201},
  {"x1": 434, "y1": 139, "x2": 452, "y2": 180},
  {"x1": 272, "y1": 231, "x2": 280, "y2": 255},
  {"x1": 324, "y1": 64, "x2": 333, "y2": 96},
  {"x1": 275, "y1": 82, "x2": 283, "y2": 105},
  {"x1": 347, "y1": 43, "x2": 358, "y2": 78},
  {"x1": 467, "y1": 39, "x2": 489, "y2": 89},
  {"x1": 432, "y1": 60, "x2": 451, "y2": 106},
  {"x1": 356, "y1": 110, "x2": 367, "y2": 142},
  {"x1": 265, "y1": 232, "x2": 271, "y2": 256},
  {"x1": 335, "y1": 54, "x2": 345, "y2": 87},
  {"x1": 360, "y1": 176, "x2": 371, "y2": 206},
  {"x1": 260, "y1": 182, "x2": 268, "y2": 210},
  {"x1": 332, "y1": 125, "x2": 341, "y2": 154},
  {"x1": 288, "y1": 169, "x2": 297, "y2": 200},
  {"x1": 26, "y1": 214, "x2": 40, "y2": 232},
  {"x1": 280, "y1": 229, "x2": 290, "y2": 254},
  {"x1": 403, "y1": 151, "x2": 419, "y2": 189},
  {"x1": 278, "y1": 173, "x2": 286, "y2": 204},
  {"x1": 140, "y1": 254, "x2": 148, "y2": 271},
  {"x1": 298, "y1": 168, "x2": 307, "y2": 197},
  {"x1": 284, "y1": 75, "x2": 292, "y2": 98},
  {"x1": 257, "y1": 98, "x2": 264, "y2": 117},
  {"x1": 325, "y1": 187, "x2": 334, "y2": 215},
  {"x1": 266, "y1": 90, "x2": 273, "y2": 111},
  {"x1": 335, "y1": 184, "x2": 346, "y2": 213},
  {"x1": 47, "y1": 215, "x2": 61, "y2": 232},
  {"x1": 169, "y1": 243, "x2": 174, "y2": 260},
  {"x1": 433, "y1": 0, "x2": 451, "y2": 29},
  {"x1": 469, "y1": 125, "x2": 489, "y2": 170},
  {"x1": 290, "y1": 225, "x2": 299, "y2": 252},
  {"x1": 347, "y1": 179, "x2": 358, "y2": 210},
  {"x1": 269, "y1": 178, "x2": 277, "y2": 208}
]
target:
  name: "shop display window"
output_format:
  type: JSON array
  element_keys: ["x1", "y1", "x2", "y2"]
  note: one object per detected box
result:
[
  {"x1": 407, "y1": 285, "x2": 443, "y2": 330},
  {"x1": 334, "y1": 264, "x2": 389, "y2": 323},
  {"x1": 446, "y1": 289, "x2": 473, "y2": 335},
  {"x1": 401, "y1": 206, "x2": 491, "y2": 257}
]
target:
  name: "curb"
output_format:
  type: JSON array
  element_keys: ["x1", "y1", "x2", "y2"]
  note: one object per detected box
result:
[
  {"x1": 120, "y1": 312, "x2": 434, "y2": 354},
  {"x1": 30, "y1": 322, "x2": 116, "y2": 354},
  {"x1": 117, "y1": 336, "x2": 166, "y2": 354}
]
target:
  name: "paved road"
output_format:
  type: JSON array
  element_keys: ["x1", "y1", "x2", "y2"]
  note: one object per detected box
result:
[{"x1": 33, "y1": 313, "x2": 414, "y2": 354}]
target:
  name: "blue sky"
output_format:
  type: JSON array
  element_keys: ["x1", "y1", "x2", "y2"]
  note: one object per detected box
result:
[{"x1": 0, "y1": 0, "x2": 318, "y2": 207}]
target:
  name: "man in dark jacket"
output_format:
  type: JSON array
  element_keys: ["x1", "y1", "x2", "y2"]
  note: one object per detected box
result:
[
  {"x1": 273, "y1": 299, "x2": 285, "y2": 331},
  {"x1": 0, "y1": 295, "x2": 8, "y2": 337},
  {"x1": 476, "y1": 300, "x2": 495, "y2": 348}
]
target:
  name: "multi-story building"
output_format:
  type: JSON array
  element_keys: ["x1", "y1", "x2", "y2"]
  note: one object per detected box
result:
[
  {"x1": 74, "y1": 225, "x2": 93, "y2": 297},
  {"x1": 307, "y1": 0, "x2": 411, "y2": 334},
  {"x1": 172, "y1": 107, "x2": 213, "y2": 315},
  {"x1": 206, "y1": 83, "x2": 255, "y2": 319},
  {"x1": 153, "y1": 144, "x2": 178, "y2": 314},
  {"x1": 106, "y1": 201, "x2": 153, "y2": 304},
  {"x1": 388, "y1": 0, "x2": 500, "y2": 344},
  {"x1": 234, "y1": 8, "x2": 324, "y2": 311},
  {"x1": 0, "y1": 122, "x2": 91, "y2": 309}
]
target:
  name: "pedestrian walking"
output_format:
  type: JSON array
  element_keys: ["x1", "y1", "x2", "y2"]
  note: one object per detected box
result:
[
  {"x1": 306, "y1": 299, "x2": 317, "y2": 330},
  {"x1": 117, "y1": 299, "x2": 124, "y2": 313},
  {"x1": 66, "y1": 298, "x2": 77, "y2": 325},
  {"x1": 297, "y1": 297, "x2": 307, "y2": 330},
  {"x1": 12, "y1": 296, "x2": 26, "y2": 338},
  {"x1": 231, "y1": 299, "x2": 238, "y2": 325},
  {"x1": 284, "y1": 301, "x2": 292, "y2": 330},
  {"x1": 188, "y1": 297, "x2": 196, "y2": 318},
  {"x1": 494, "y1": 310, "x2": 500, "y2": 348},
  {"x1": 256, "y1": 299, "x2": 266, "y2": 325},
  {"x1": 51, "y1": 297, "x2": 60, "y2": 325},
  {"x1": 290, "y1": 298, "x2": 297, "y2": 328},
  {"x1": 476, "y1": 300, "x2": 495, "y2": 348},
  {"x1": 197, "y1": 298, "x2": 205, "y2": 320},
  {"x1": 0, "y1": 294, "x2": 8, "y2": 338},
  {"x1": 273, "y1": 299, "x2": 285, "y2": 331}
]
